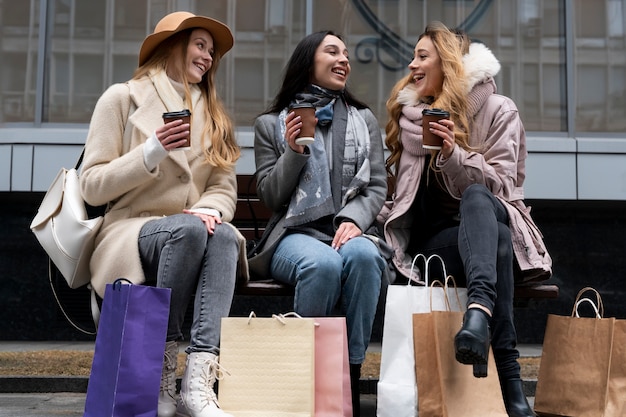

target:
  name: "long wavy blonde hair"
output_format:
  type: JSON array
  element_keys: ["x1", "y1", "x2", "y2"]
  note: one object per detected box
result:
[
  {"x1": 385, "y1": 22, "x2": 471, "y2": 177},
  {"x1": 133, "y1": 29, "x2": 240, "y2": 169}
]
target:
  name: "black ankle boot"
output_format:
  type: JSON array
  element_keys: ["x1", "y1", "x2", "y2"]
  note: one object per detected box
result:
[
  {"x1": 454, "y1": 308, "x2": 490, "y2": 376},
  {"x1": 501, "y1": 378, "x2": 537, "y2": 417},
  {"x1": 350, "y1": 363, "x2": 361, "y2": 417}
]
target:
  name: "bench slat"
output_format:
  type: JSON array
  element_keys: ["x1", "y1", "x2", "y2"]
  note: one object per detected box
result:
[{"x1": 514, "y1": 284, "x2": 559, "y2": 299}]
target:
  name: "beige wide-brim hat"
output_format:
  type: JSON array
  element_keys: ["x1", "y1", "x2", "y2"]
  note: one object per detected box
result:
[{"x1": 139, "y1": 11, "x2": 234, "y2": 66}]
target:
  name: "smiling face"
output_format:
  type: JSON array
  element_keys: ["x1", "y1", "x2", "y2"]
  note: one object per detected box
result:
[
  {"x1": 310, "y1": 35, "x2": 350, "y2": 90},
  {"x1": 408, "y1": 35, "x2": 444, "y2": 99},
  {"x1": 185, "y1": 28, "x2": 214, "y2": 83},
  {"x1": 168, "y1": 28, "x2": 214, "y2": 84}
]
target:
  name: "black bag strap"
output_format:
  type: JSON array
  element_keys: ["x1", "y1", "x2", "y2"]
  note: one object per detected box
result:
[{"x1": 48, "y1": 260, "x2": 99, "y2": 335}]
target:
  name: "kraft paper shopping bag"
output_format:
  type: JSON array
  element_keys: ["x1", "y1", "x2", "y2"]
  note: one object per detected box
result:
[{"x1": 535, "y1": 287, "x2": 624, "y2": 417}]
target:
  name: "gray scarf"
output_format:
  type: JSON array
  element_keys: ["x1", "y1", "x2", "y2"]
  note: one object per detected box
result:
[{"x1": 275, "y1": 99, "x2": 371, "y2": 228}]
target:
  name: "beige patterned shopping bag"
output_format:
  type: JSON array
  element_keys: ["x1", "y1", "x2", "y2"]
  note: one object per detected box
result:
[{"x1": 218, "y1": 313, "x2": 316, "y2": 417}]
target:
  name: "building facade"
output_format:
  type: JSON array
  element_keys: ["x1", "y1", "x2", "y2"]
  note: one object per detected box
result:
[
  {"x1": 1, "y1": 0, "x2": 626, "y2": 198},
  {"x1": 1, "y1": 0, "x2": 625, "y2": 341}
]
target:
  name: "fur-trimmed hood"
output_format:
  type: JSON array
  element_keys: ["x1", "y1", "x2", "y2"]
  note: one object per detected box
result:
[
  {"x1": 397, "y1": 41, "x2": 501, "y2": 106},
  {"x1": 462, "y1": 42, "x2": 501, "y2": 92}
]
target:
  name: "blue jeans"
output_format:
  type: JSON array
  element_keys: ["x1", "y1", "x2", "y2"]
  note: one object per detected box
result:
[
  {"x1": 417, "y1": 184, "x2": 520, "y2": 381},
  {"x1": 138, "y1": 214, "x2": 238, "y2": 355},
  {"x1": 270, "y1": 233, "x2": 385, "y2": 364}
]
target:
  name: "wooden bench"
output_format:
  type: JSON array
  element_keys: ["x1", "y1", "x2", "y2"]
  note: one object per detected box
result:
[{"x1": 233, "y1": 174, "x2": 559, "y2": 302}]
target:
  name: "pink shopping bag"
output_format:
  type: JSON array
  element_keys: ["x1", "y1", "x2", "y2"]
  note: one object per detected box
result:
[{"x1": 315, "y1": 317, "x2": 352, "y2": 417}]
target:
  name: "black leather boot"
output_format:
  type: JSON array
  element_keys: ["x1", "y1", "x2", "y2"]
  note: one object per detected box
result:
[
  {"x1": 454, "y1": 308, "x2": 490, "y2": 377},
  {"x1": 501, "y1": 378, "x2": 537, "y2": 417},
  {"x1": 350, "y1": 363, "x2": 361, "y2": 417}
]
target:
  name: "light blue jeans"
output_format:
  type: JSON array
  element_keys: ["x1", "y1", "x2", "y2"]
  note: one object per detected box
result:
[
  {"x1": 270, "y1": 233, "x2": 385, "y2": 364},
  {"x1": 138, "y1": 213, "x2": 238, "y2": 355}
]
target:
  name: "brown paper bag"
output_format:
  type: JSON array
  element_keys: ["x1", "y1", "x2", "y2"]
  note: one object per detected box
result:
[
  {"x1": 606, "y1": 319, "x2": 626, "y2": 417},
  {"x1": 412, "y1": 308, "x2": 508, "y2": 416},
  {"x1": 534, "y1": 287, "x2": 622, "y2": 417}
]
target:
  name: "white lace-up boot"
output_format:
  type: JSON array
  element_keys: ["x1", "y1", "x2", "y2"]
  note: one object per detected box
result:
[
  {"x1": 158, "y1": 341, "x2": 179, "y2": 417},
  {"x1": 175, "y1": 352, "x2": 233, "y2": 417}
]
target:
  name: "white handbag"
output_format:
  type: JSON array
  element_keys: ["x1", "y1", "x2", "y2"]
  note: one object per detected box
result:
[
  {"x1": 377, "y1": 254, "x2": 468, "y2": 417},
  {"x1": 30, "y1": 159, "x2": 104, "y2": 289},
  {"x1": 30, "y1": 95, "x2": 135, "y2": 289}
]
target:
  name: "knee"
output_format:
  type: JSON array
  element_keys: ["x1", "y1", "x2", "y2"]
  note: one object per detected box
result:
[
  {"x1": 172, "y1": 214, "x2": 209, "y2": 247},
  {"x1": 300, "y1": 254, "x2": 343, "y2": 288},
  {"x1": 211, "y1": 223, "x2": 238, "y2": 247},
  {"x1": 342, "y1": 239, "x2": 386, "y2": 280},
  {"x1": 346, "y1": 245, "x2": 384, "y2": 271},
  {"x1": 460, "y1": 184, "x2": 498, "y2": 217},
  {"x1": 461, "y1": 184, "x2": 491, "y2": 204}
]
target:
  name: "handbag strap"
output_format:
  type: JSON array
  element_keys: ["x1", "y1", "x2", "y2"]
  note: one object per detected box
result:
[{"x1": 48, "y1": 259, "x2": 100, "y2": 335}]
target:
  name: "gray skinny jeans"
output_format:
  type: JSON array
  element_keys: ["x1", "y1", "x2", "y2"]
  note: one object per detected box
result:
[
  {"x1": 416, "y1": 184, "x2": 520, "y2": 381},
  {"x1": 138, "y1": 213, "x2": 238, "y2": 355}
]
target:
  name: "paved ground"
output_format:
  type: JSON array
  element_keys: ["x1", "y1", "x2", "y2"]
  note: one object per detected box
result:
[
  {"x1": 0, "y1": 341, "x2": 539, "y2": 416},
  {"x1": 0, "y1": 393, "x2": 379, "y2": 416}
]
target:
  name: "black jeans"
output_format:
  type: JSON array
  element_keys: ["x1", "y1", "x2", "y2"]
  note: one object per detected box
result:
[{"x1": 416, "y1": 184, "x2": 520, "y2": 381}]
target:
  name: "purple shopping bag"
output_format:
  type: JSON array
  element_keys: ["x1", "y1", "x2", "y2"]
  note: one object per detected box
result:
[{"x1": 84, "y1": 279, "x2": 171, "y2": 417}]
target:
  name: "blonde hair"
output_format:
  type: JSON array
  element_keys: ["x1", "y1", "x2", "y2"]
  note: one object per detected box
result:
[
  {"x1": 385, "y1": 22, "x2": 471, "y2": 177},
  {"x1": 133, "y1": 30, "x2": 240, "y2": 169}
]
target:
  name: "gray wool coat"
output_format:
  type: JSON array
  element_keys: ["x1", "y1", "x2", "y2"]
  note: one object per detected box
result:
[{"x1": 247, "y1": 107, "x2": 388, "y2": 278}]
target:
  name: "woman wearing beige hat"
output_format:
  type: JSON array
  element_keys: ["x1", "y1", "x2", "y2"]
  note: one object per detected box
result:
[{"x1": 80, "y1": 11, "x2": 243, "y2": 417}]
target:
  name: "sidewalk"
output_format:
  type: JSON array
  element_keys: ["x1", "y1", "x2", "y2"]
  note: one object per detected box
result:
[{"x1": 0, "y1": 341, "x2": 542, "y2": 396}]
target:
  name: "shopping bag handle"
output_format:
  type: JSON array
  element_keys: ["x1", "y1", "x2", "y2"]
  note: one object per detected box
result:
[
  {"x1": 444, "y1": 275, "x2": 465, "y2": 312},
  {"x1": 571, "y1": 287, "x2": 604, "y2": 318},
  {"x1": 274, "y1": 311, "x2": 302, "y2": 324},
  {"x1": 112, "y1": 277, "x2": 133, "y2": 290},
  {"x1": 574, "y1": 298, "x2": 602, "y2": 319},
  {"x1": 408, "y1": 253, "x2": 448, "y2": 286},
  {"x1": 247, "y1": 311, "x2": 318, "y2": 326},
  {"x1": 429, "y1": 279, "x2": 452, "y2": 311},
  {"x1": 408, "y1": 253, "x2": 427, "y2": 284}
]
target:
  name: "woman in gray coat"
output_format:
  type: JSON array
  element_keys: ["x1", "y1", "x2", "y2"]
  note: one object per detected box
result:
[
  {"x1": 378, "y1": 22, "x2": 551, "y2": 417},
  {"x1": 248, "y1": 30, "x2": 388, "y2": 416},
  {"x1": 80, "y1": 11, "x2": 242, "y2": 417}
]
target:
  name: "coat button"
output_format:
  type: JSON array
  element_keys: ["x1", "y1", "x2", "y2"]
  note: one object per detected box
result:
[{"x1": 180, "y1": 174, "x2": 190, "y2": 183}]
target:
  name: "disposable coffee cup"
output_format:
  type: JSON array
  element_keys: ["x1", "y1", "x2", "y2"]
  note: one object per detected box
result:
[
  {"x1": 162, "y1": 109, "x2": 192, "y2": 150},
  {"x1": 422, "y1": 108, "x2": 450, "y2": 150},
  {"x1": 290, "y1": 106, "x2": 316, "y2": 146}
]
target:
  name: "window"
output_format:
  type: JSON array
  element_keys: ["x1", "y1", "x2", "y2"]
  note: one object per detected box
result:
[{"x1": 0, "y1": 0, "x2": 624, "y2": 135}]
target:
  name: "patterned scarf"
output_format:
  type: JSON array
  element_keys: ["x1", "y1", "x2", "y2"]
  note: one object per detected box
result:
[{"x1": 276, "y1": 85, "x2": 372, "y2": 228}]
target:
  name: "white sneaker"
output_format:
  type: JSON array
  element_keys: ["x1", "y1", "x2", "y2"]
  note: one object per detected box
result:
[
  {"x1": 158, "y1": 340, "x2": 179, "y2": 417},
  {"x1": 175, "y1": 352, "x2": 233, "y2": 417}
]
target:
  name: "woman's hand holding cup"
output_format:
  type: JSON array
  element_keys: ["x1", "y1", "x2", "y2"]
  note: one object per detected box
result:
[{"x1": 285, "y1": 110, "x2": 307, "y2": 154}]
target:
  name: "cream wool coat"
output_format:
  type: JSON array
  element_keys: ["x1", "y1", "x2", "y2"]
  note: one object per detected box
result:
[
  {"x1": 377, "y1": 43, "x2": 552, "y2": 284},
  {"x1": 80, "y1": 76, "x2": 246, "y2": 297}
]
